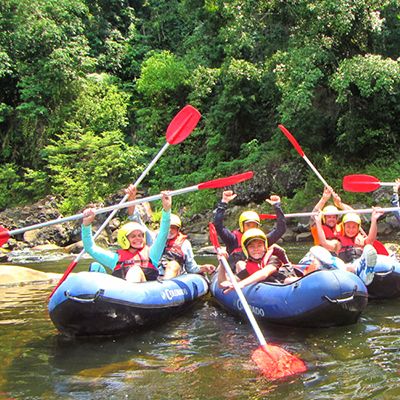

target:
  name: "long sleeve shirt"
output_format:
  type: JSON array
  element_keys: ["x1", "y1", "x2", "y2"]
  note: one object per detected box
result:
[
  {"x1": 213, "y1": 201, "x2": 286, "y2": 254},
  {"x1": 81, "y1": 210, "x2": 171, "y2": 271},
  {"x1": 391, "y1": 193, "x2": 400, "y2": 223},
  {"x1": 180, "y1": 239, "x2": 200, "y2": 273}
]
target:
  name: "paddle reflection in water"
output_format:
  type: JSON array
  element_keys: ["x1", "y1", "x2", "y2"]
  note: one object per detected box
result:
[{"x1": 1, "y1": 254, "x2": 400, "y2": 399}]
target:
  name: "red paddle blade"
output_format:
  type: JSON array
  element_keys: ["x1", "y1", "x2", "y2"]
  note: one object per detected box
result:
[
  {"x1": 48, "y1": 260, "x2": 78, "y2": 300},
  {"x1": 373, "y1": 240, "x2": 389, "y2": 256},
  {"x1": 252, "y1": 344, "x2": 307, "y2": 380},
  {"x1": 208, "y1": 222, "x2": 220, "y2": 248},
  {"x1": 0, "y1": 226, "x2": 10, "y2": 247},
  {"x1": 198, "y1": 171, "x2": 253, "y2": 190},
  {"x1": 259, "y1": 214, "x2": 276, "y2": 220},
  {"x1": 166, "y1": 105, "x2": 201, "y2": 145},
  {"x1": 343, "y1": 174, "x2": 381, "y2": 192},
  {"x1": 278, "y1": 125, "x2": 305, "y2": 157}
]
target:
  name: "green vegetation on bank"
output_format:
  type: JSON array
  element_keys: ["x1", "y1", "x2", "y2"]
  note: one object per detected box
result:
[{"x1": 0, "y1": 0, "x2": 399, "y2": 215}]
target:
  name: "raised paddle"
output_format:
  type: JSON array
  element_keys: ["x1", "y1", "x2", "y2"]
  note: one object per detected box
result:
[
  {"x1": 343, "y1": 174, "x2": 396, "y2": 193},
  {"x1": 278, "y1": 124, "x2": 389, "y2": 256},
  {"x1": 278, "y1": 124, "x2": 330, "y2": 187},
  {"x1": 208, "y1": 223, "x2": 306, "y2": 380},
  {"x1": 48, "y1": 105, "x2": 201, "y2": 298},
  {"x1": 0, "y1": 172, "x2": 254, "y2": 248}
]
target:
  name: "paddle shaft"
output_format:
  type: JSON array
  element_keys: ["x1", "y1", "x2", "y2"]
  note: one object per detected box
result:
[
  {"x1": 302, "y1": 154, "x2": 330, "y2": 188},
  {"x1": 376, "y1": 183, "x2": 395, "y2": 187},
  {"x1": 219, "y1": 255, "x2": 267, "y2": 347},
  {"x1": 3, "y1": 184, "x2": 200, "y2": 238},
  {"x1": 261, "y1": 206, "x2": 400, "y2": 219},
  {"x1": 278, "y1": 124, "x2": 330, "y2": 187},
  {"x1": 72, "y1": 141, "x2": 170, "y2": 265}
]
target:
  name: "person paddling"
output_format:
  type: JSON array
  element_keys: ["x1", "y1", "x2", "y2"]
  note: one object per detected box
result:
[
  {"x1": 213, "y1": 190, "x2": 286, "y2": 268},
  {"x1": 81, "y1": 191, "x2": 171, "y2": 283},
  {"x1": 217, "y1": 228, "x2": 297, "y2": 293},
  {"x1": 125, "y1": 184, "x2": 215, "y2": 279}
]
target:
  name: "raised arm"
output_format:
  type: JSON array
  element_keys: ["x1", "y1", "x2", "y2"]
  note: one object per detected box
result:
[
  {"x1": 149, "y1": 192, "x2": 171, "y2": 266},
  {"x1": 265, "y1": 195, "x2": 286, "y2": 245},
  {"x1": 365, "y1": 207, "x2": 385, "y2": 245},
  {"x1": 81, "y1": 208, "x2": 118, "y2": 270},
  {"x1": 314, "y1": 211, "x2": 340, "y2": 253},
  {"x1": 125, "y1": 184, "x2": 137, "y2": 217},
  {"x1": 391, "y1": 179, "x2": 400, "y2": 223},
  {"x1": 332, "y1": 191, "x2": 353, "y2": 211},
  {"x1": 310, "y1": 187, "x2": 333, "y2": 227},
  {"x1": 213, "y1": 190, "x2": 239, "y2": 252}
]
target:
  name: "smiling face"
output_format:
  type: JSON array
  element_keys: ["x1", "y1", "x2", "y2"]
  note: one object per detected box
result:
[
  {"x1": 324, "y1": 214, "x2": 338, "y2": 228},
  {"x1": 167, "y1": 225, "x2": 180, "y2": 240},
  {"x1": 246, "y1": 239, "x2": 267, "y2": 260},
  {"x1": 344, "y1": 221, "x2": 360, "y2": 238},
  {"x1": 127, "y1": 230, "x2": 145, "y2": 249}
]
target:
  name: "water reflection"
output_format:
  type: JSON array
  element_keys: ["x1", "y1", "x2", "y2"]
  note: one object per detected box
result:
[{"x1": 1, "y1": 247, "x2": 400, "y2": 399}]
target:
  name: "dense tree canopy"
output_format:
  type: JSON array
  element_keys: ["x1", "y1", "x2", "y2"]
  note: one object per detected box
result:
[{"x1": 0, "y1": 0, "x2": 399, "y2": 213}]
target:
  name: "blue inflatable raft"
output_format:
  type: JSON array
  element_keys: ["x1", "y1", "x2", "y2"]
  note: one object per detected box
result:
[
  {"x1": 210, "y1": 269, "x2": 368, "y2": 328},
  {"x1": 49, "y1": 272, "x2": 209, "y2": 337},
  {"x1": 367, "y1": 255, "x2": 400, "y2": 299}
]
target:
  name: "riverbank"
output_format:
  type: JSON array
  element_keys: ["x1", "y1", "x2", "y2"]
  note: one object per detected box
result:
[{"x1": 0, "y1": 194, "x2": 398, "y2": 258}]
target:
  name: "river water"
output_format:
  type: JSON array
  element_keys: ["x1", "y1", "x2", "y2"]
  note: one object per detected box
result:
[{"x1": 1, "y1": 244, "x2": 400, "y2": 399}]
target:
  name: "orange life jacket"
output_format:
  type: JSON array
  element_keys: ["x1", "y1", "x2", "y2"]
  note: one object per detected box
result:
[{"x1": 311, "y1": 224, "x2": 340, "y2": 245}]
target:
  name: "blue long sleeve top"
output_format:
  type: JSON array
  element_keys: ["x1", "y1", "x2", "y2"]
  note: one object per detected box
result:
[
  {"x1": 81, "y1": 210, "x2": 171, "y2": 271},
  {"x1": 213, "y1": 201, "x2": 286, "y2": 254}
]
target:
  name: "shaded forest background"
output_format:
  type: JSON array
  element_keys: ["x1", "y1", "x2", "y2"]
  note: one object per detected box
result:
[{"x1": 1, "y1": 0, "x2": 400, "y2": 217}]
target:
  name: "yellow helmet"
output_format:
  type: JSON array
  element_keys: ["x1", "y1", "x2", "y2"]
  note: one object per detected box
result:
[
  {"x1": 238, "y1": 211, "x2": 260, "y2": 233},
  {"x1": 170, "y1": 213, "x2": 182, "y2": 229},
  {"x1": 241, "y1": 228, "x2": 268, "y2": 258},
  {"x1": 117, "y1": 222, "x2": 146, "y2": 250},
  {"x1": 322, "y1": 205, "x2": 339, "y2": 223},
  {"x1": 342, "y1": 213, "x2": 361, "y2": 225}
]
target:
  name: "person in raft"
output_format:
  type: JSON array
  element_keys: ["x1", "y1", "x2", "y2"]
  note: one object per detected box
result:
[
  {"x1": 309, "y1": 209, "x2": 385, "y2": 285},
  {"x1": 391, "y1": 178, "x2": 400, "y2": 224},
  {"x1": 213, "y1": 190, "x2": 286, "y2": 269},
  {"x1": 81, "y1": 191, "x2": 171, "y2": 283},
  {"x1": 309, "y1": 186, "x2": 353, "y2": 245},
  {"x1": 217, "y1": 228, "x2": 298, "y2": 293},
  {"x1": 125, "y1": 184, "x2": 215, "y2": 279}
]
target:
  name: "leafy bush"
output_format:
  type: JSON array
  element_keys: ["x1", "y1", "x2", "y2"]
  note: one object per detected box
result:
[{"x1": 43, "y1": 129, "x2": 144, "y2": 213}]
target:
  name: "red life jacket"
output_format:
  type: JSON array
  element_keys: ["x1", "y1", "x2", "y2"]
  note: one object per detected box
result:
[
  {"x1": 323, "y1": 224, "x2": 340, "y2": 240},
  {"x1": 113, "y1": 247, "x2": 157, "y2": 278},
  {"x1": 231, "y1": 230, "x2": 243, "y2": 254},
  {"x1": 245, "y1": 250, "x2": 276, "y2": 276},
  {"x1": 336, "y1": 234, "x2": 363, "y2": 263},
  {"x1": 163, "y1": 232, "x2": 187, "y2": 266}
]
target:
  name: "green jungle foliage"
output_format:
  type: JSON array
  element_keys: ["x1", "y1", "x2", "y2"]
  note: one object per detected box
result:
[{"x1": 0, "y1": 0, "x2": 399, "y2": 215}]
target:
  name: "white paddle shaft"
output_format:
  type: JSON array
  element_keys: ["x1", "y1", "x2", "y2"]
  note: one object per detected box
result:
[
  {"x1": 6, "y1": 183, "x2": 198, "y2": 237},
  {"x1": 219, "y1": 255, "x2": 267, "y2": 347}
]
